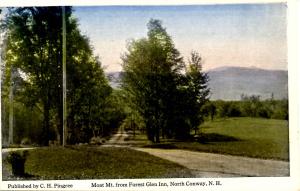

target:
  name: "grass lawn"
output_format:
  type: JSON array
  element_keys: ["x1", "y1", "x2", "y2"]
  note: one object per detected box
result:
[
  {"x1": 174, "y1": 117, "x2": 289, "y2": 161},
  {"x1": 3, "y1": 146, "x2": 193, "y2": 180}
]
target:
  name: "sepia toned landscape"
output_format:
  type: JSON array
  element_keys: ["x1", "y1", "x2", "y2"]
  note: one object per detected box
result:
[{"x1": 0, "y1": 4, "x2": 289, "y2": 180}]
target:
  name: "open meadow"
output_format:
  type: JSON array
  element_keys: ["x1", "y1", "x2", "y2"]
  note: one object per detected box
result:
[{"x1": 174, "y1": 117, "x2": 289, "y2": 161}]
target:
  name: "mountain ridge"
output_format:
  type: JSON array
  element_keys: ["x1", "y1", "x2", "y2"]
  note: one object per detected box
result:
[
  {"x1": 207, "y1": 66, "x2": 288, "y2": 100},
  {"x1": 208, "y1": 66, "x2": 287, "y2": 72},
  {"x1": 106, "y1": 66, "x2": 288, "y2": 101}
]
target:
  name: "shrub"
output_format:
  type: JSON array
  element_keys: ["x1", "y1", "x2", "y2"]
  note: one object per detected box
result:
[
  {"x1": 257, "y1": 107, "x2": 271, "y2": 118},
  {"x1": 217, "y1": 101, "x2": 241, "y2": 117},
  {"x1": 6, "y1": 151, "x2": 29, "y2": 176}
]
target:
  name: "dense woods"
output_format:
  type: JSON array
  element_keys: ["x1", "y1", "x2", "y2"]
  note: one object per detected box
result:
[{"x1": 1, "y1": 7, "x2": 120, "y2": 145}]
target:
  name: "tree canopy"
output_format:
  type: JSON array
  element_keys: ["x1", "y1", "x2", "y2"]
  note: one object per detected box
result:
[
  {"x1": 122, "y1": 19, "x2": 209, "y2": 142},
  {"x1": 1, "y1": 12, "x2": 210, "y2": 145},
  {"x1": 1, "y1": 7, "x2": 113, "y2": 145}
]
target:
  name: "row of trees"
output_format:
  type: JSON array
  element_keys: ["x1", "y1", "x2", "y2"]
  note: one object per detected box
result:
[{"x1": 203, "y1": 95, "x2": 288, "y2": 120}]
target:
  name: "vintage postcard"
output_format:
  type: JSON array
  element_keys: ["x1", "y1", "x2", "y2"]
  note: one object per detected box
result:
[{"x1": 0, "y1": 0, "x2": 299, "y2": 190}]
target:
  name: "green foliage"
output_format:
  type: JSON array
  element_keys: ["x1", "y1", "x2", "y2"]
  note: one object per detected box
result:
[
  {"x1": 2, "y1": 7, "x2": 113, "y2": 145},
  {"x1": 120, "y1": 113, "x2": 145, "y2": 132},
  {"x1": 103, "y1": 90, "x2": 127, "y2": 130},
  {"x1": 122, "y1": 19, "x2": 182, "y2": 142},
  {"x1": 2, "y1": 7, "x2": 72, "y2": 145},
  {"x1": 215, "y1": 101, "x2": 241, "y2": 118},
  {"x1": 182, "y1": 51, "x2": 210, "y2": 133},
  {"x1": 1, "y1": 97, "x2": 43, "y2": 145},
  {"x1": 212, "y1": 96, "x2": 288, "y2": 120},
  {"x1": 66, "y1": 39, "x2": 112, "y2": 143},
  {"x1": 122, "y1": 19, "x2": 209, "y2": 142},
  {"x1": 202, "y1": 101, "x2": 217, "y2": 121}
]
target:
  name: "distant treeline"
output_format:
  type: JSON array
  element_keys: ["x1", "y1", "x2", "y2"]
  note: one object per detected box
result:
[{"x1": 203, "y1": 95, "x2": 288, "y2": 120}]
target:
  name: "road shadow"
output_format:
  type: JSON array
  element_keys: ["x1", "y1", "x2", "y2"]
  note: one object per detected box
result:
[{"x1": 143, "y1": 143, "x2": 178, "y2": 149}]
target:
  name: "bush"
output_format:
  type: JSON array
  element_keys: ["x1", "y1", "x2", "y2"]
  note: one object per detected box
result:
[
  {"x1": 228, "y1": 104, "x2": 241, "y2": 117},
  {"x1": 257, "y1": 107, "x2": 271, "y2": 118},
  {"x1": 217, "y1": 101, "x2": 241, "y2": 118},
  {"x1": 6, "y1": 151, "x2": 29, "y2": 176}
]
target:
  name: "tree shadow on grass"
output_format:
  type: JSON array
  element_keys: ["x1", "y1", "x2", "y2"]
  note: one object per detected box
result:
[
  {"x1": 141, "y1": 133, "x2": 241, "y2": 149},
  {"x1": 196, "y1": 133, "x2": 241, "y2": 144}
]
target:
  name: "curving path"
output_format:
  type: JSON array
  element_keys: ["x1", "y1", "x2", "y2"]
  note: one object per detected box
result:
[
  {"x1": 104, "y1": 129, "x2": 289, "y2": 177},
  {"x1": 103, "y1": 128, "x2": 129, "y2": 146},
  {"x1": 134, "y1": 148, "x2": 289, "y2": 177}
]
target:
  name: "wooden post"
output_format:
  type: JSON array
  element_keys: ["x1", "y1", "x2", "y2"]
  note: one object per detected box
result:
[{"x1": 8, "y1": 69, "x2": 14, "y2": 145}]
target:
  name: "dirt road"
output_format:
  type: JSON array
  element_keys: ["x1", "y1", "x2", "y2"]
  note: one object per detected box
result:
[
  {"x1": 104, "y1": 129, "x2": 289, "y2": 177},
  {"x1": 104, "y1": 128, "x2": 129, "y2": 146},
  {"x1": 134, "y1": 148, "x2": 289, "y2": 177}
]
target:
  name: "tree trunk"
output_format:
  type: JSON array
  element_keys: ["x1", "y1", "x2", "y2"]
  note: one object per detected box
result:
[
  {"x1": 155, "y1": 124, "x2": 160, "y2": 143},
  {"x1": 42, "y1": 102, "x2": 50, "y2": 146},
  {"x1": 58, "y1": 106, "x2": 63, "y2": 145},
  {"x1": 8, "y1": 81, "x2": 14, "y2": 145},
  {"x1": 146, "y1": 123, "x2": 155, "y2": 143}
]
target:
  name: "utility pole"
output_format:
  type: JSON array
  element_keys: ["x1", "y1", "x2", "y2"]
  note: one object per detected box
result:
[
  {"x1": 62, "y1": 6, "x2": 67, "y2": 147},
  {"x1": 8, "y1": 68, "x2": 14, "y2": 145}
]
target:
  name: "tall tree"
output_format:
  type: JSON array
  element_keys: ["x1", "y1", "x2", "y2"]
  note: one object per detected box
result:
[
  {"x1": 3, "y1": 7, "x2": 74, "y2": 145},
  {"x1": 122, "y1": 20, "x2": 210, "y2": 142},
  {"x1": 183, "y1": 51, "x2": 210, "y2": 135},
  {"x1": 122, "y1": 19, "x2": 184, "y2": 143},
  {"x1": 2, "y1": 7, "x2": 111, "y2": 145}
]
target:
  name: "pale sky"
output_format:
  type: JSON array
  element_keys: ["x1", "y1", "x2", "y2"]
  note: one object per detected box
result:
[{"x1": 74, "y1": 3, "x2": 287, "y2": 72}]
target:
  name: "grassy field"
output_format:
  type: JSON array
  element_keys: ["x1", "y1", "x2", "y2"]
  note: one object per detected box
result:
[
  {"x1": 3, "y1": 146, "x2": 193, "y2": 180},
  {"x1": 140, "y1": 117, "x2": 289, "y2": 161},
  {"x1": 174, "y1": 117, "x2": 289, "y2": 161}
]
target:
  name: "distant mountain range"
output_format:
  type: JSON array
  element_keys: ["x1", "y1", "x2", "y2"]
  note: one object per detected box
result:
[
  {"x1": 207, "y1": 66, "x2": 288, "y2": 100},
  {"x1": 106, "y1": 66, "x2": 288, "y2": 101}
]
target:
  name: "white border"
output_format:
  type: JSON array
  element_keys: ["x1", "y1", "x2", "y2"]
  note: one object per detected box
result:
[
  {"x1": 0, "y1": 0, "x2": 292, "y2": 7},
  {"x1": 0, "y1": 0, "x2": 299, "y2": 191}
]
